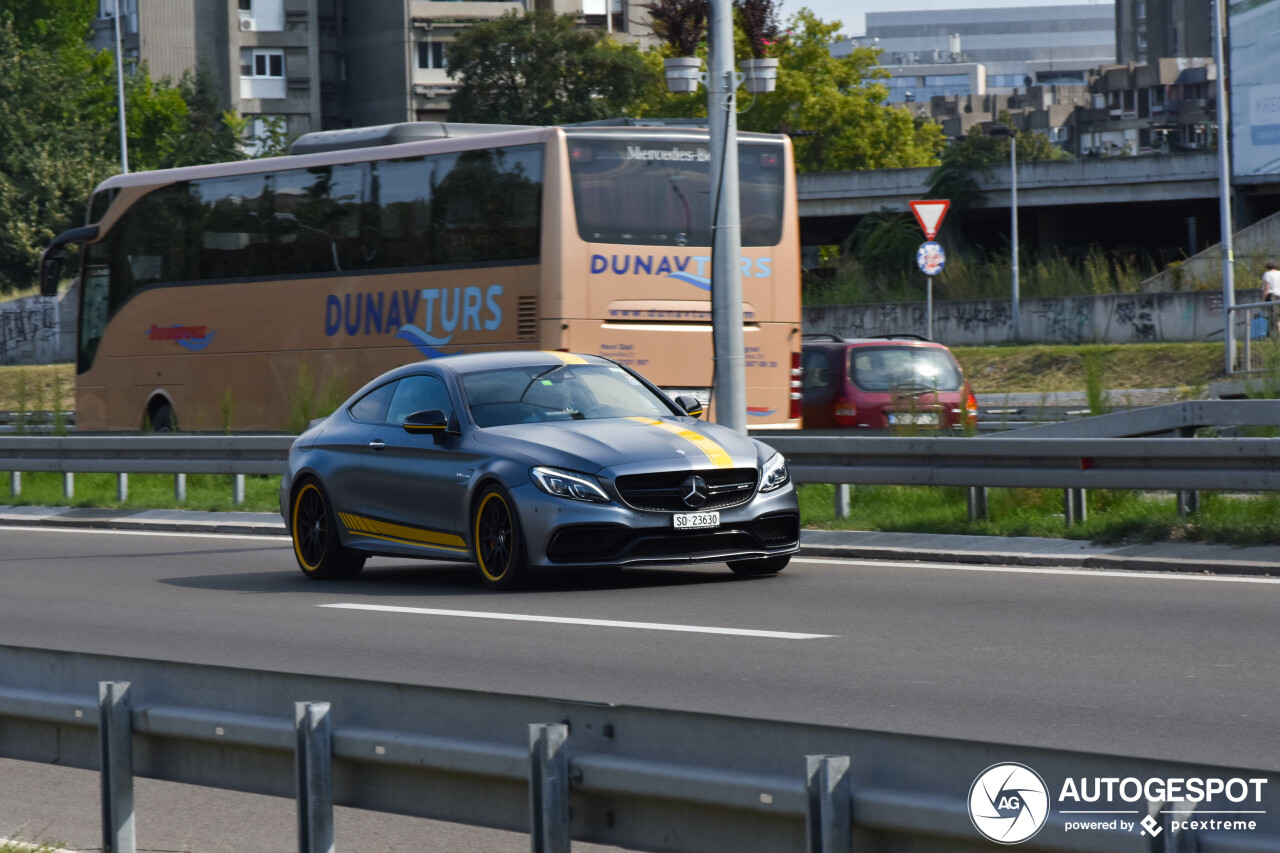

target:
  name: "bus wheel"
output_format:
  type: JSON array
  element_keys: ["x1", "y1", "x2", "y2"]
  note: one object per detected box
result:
[
  {"x1": 290, "y1": 478, "x2": 365, "y2": 580},
  {"x1": 150, "y1": 402, "x2": 177, "y2": 432},
  {"x1": 473, "y1": 485, "x2": 529, "y2": 591},
  {"x1": 727, "y1": 555, "x2": 791, "y2": 576}
]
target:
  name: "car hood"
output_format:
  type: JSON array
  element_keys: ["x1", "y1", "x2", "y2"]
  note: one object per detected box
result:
[{"x1": 473, "y1": 417, "x2": 761, "y2": 474}]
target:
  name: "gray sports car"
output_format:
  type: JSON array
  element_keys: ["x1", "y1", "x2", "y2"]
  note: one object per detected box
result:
[{"x1": 279, "y1": 351, "x2": 800, "y2": 589}]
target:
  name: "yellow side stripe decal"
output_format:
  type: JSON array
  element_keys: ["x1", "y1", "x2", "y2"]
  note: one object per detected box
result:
[
  {"x1": 543, "y1": 351, "x2": 588, "y2": 364},
  {"x1": 626, "y1": 417, "x2": 734, "y2": 469},
  {"x1": 338, "y1": 512, "x2": 468, "y2": 550}
]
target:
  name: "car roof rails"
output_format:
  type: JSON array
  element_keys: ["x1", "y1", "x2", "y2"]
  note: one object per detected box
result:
[{"x1": 867, "y1": 333, "x2": 932, "y2": 342}]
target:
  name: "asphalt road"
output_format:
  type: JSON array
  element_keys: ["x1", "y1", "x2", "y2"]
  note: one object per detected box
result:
[{"x1": 2, "y1": 525, "x2": 1278, "y2": 850}]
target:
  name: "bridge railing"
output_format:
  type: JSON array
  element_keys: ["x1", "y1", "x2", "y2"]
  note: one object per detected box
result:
[{"x1": 2, "y1": 644, "x2": 1277, "y2": 853}]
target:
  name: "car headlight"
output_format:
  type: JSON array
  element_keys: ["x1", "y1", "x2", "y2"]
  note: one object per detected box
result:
[
  {"x1": 759, "y1": 452, "x2": 790, "y2": 492},
  {"x1": 530, "y1": 466, "x2": 610, "y2": 503}
]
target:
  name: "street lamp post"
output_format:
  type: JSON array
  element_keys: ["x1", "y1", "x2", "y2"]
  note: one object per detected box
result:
[
  {"x1": 1212, "y1": 0, "x2": 1234, "y2": 374},
  {"x1": 706, "y1": 0, "x2": 746, "y2": 434},
  {"x1": 113, "y1": 0, "x2": 129, "y2": 173},
  {"x1": 1009, "y1": 128, "x2": 1019, "y2": 340}
]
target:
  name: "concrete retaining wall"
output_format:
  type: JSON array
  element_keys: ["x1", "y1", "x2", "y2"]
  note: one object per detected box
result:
[
  {"x1": 0, "y1": 288, "x2": 76, "y2": 366},
  {"x1": 1143, "y1": 210, "x2": 1280, "y2": 291},
  {"x1": 804, "y1": 289, "x2": 1262, "y2": 345}
]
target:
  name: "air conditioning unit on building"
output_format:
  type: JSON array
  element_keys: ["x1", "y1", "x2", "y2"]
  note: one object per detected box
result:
[{"x1": 239, "y1": 18, "x2": 255, "y2": 31}]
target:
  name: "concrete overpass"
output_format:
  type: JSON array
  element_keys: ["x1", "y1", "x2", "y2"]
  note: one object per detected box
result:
[{"x1": 796, "y1": 152, "x2": 1280, "y2": 262}]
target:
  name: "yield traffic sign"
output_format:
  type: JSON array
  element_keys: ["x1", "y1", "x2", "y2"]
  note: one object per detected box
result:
[{"x1": 909, "y1": 199, "x2": 950, "y2": 240}]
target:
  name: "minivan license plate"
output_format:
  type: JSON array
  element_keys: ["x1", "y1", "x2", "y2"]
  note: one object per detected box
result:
[{"x1": 673, "y1": 511, "x2": 720, "y2": 530}]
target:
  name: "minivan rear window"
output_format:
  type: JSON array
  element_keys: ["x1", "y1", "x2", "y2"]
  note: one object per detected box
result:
[{"x1": 848, "y1": 346, "x2": 963, "y2": 392}]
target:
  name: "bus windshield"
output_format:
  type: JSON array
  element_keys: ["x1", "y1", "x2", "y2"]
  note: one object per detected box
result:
[
  {"x1": 566, "y1": 136, "x2": 784, "y2": 247},
  {"x1": 463, "y1": 364, "x2": 673, "y2": 427}
]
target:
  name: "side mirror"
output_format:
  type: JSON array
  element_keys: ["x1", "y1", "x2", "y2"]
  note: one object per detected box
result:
[
  {"x1": 39, "y1": 225, "x2": 99, "y2": 296},
  {"x1": 675, "y1": 395, "x2": 703, "y2": 419},
  {"x1": 403, "y1": 409, "x2": 450, "y2": 441}
]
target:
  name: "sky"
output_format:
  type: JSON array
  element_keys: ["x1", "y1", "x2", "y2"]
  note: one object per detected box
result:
[{"x1": 775, "y1": 0, "x2": 1110, "y2": 39}]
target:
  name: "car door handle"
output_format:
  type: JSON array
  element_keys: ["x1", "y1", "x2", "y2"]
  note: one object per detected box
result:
[{"x1": 368, "y1": 439, "x2": 386, "y2": 451}]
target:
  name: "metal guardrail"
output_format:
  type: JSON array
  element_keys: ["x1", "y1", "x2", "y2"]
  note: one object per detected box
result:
[
  {"x1": 0, "y1": 434, "x2": 292, "y2": 475},
  {"x1": 998, "y1": 400, "x2": 1280, "y2": 439},
  {"x1": 2, "y1": 644, "x2": 1277, "y2": 853}
]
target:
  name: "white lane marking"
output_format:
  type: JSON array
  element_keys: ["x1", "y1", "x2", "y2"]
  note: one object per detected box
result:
[
  {"x1": 320, "y1": 602, "x2": 834, "y2": 639},
  {"x1": 795, "y1": 557, "x2": 1280, "y2": 584},
  {"x1": 0, "y1": 524, "x2": 289, "y2": 542}
]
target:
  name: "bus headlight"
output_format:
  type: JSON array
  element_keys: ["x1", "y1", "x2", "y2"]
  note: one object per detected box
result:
[
  {"x1": 531, "y1": 466, "x2": 611, "y2": 503},
  {"x1": 759, "y1": 452, "x2": 790, "y2": 492}
]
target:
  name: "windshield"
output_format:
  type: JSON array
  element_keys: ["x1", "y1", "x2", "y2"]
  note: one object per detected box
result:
[
  {"x1": 462, "y1": 364, "x2": 675, "y2": 427},
  {"x1": 566, "y1": 136, "x2": 785, "y2": 247},
  {"x1": 848, "y1": 346, "x2": 964, "y2": 393}
]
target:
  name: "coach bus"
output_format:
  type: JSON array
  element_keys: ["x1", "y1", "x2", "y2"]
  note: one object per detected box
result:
[{"x1": 40, "y1": 122, "x2": 802, "y2": 432}]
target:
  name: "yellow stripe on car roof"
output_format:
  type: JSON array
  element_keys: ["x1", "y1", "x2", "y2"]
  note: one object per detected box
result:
[
  {"x1": 626, "y1": 417, "x2": 734, "y2": 469},
  {"x1": 543, "y1": 351, "x2": 588, "y2": 364}
]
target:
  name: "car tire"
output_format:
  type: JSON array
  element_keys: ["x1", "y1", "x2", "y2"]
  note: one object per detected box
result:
[
  {"x1": 150, "y1": 402, "x2": 177, "y2": 432},
  {"x1": 473, "y1": 484, "x2": 529, "y2": 590},
  {"x1": 290, "y1": 478, "x2": 365, "y2": 580},
  {"x1": 727, "y1": 554, "x2": 791, "y2": 576}
]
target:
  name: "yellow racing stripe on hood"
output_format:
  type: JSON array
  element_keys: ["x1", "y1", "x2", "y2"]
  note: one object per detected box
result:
[{"x1": 626, "y1": 417, "x2": 734, "y2": 468}]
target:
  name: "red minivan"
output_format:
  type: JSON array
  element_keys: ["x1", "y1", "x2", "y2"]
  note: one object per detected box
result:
[{"x1": 801, "y1": 334, "x2": 978, "y2": 430}]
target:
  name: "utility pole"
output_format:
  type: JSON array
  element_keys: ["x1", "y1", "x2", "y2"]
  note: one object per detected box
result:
[
  {"x1": 707, "y1": 0, "x2": 746, "y2": 434},
  {"x1": 1213, "y1": 0, "x2": 1234, "y2": 373},
  {"x1": 114, "y1": 0, "x2": 129, "y2": 173}
]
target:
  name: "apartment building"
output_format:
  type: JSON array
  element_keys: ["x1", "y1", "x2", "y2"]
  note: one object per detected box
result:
[{"x1": 90, "y1": 0, "x2": 651, "y2": 143}]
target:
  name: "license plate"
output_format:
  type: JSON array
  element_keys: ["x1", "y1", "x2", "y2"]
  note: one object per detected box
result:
[
  {"x1": 888, "y1": 412, "x2": 939, "y2": 426},
  {"x1": 673, "y1": 511, "x2": 720, "y2": 530}
]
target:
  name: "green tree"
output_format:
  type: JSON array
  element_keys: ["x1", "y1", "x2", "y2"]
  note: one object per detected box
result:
[
  {"x1": 160, "y1": 65, "x2": 247, "y2": 168},
  {"x1": 627, "y1": 10, "x2": 946, "y2": 173},
  {"x1": 446, "y1": 10, "x2": 652, "y2": 125}
]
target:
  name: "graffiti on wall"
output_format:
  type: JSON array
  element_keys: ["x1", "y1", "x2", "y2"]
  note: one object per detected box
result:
[
  {"x1": 0, "y1": 297, "x2": 62, "y2": 365},
  {"x1": 805, "y1": 291, "x2": 1232, "y2": 346}
]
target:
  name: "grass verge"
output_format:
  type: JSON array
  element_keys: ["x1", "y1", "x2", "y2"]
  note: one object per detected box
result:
[
  {"x1": 950, "y1": 342, "x2": 1225, "y2": 395},
  {"x1": 0, "y1": 472, "x2": 279, "y2": 513},
  {"x1": 799, "y1": 484, "x2": 1280, "y2": 547}
]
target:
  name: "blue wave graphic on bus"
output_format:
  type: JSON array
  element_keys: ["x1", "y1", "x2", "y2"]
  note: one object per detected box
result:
[
  {"x1": 395, "y1": 325, "x2": 457, "y2": 359},
  {"x1": 177, "y1": 333, "x2": 216, "y2": 352},
  {"x1": 747, "y1": 407, "x2": 776, "y2": 417},
  {"x1": 666, "y1": 272, "x2": 711, "y2": 291}
]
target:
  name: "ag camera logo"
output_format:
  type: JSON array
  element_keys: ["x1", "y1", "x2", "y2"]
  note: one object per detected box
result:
[{"x1": 969, "y1": 763, "x2": 1050, "y2": 844}]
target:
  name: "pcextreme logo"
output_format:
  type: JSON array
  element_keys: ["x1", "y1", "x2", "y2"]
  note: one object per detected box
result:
[{"x1": 968, "y1": 763, "x2": 1270, "y2": 845}]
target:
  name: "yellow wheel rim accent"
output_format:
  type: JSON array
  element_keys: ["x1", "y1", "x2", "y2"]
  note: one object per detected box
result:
[
  {"x1": 292, "y1": 483, "x2": 323, "y2": 572},
  {"x1": 475, "y1": 492, "x2": 511, "y2": 582}
]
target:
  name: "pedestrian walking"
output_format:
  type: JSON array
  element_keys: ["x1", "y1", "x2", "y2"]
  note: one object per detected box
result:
[{"x1": 1264, "y1": 261, "x2": 1280, "y2": 338}]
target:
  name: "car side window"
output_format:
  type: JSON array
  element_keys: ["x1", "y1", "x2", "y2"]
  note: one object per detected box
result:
[
  {"x1": 349, "y1": 381, "x2": 397, "y2": 423},
  {"x1": 387, "y1": 374, "x2": 452, "y2": 425},
  {"x1": 801, "y1": 350, "x2": 831, "y2": 391}
]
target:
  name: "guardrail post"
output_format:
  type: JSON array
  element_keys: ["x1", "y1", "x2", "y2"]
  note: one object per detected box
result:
[
  {"x1": 174, "y1": 473, "x2": 187, "y2": 503},
  {"x1": 295, "y1": 701, "x2": 335, "y2": 853},
  {"x1": 967, "y1": 486, "x2": 988, "y2": 521},
  {"x1": 233, "y1": 473, "x2": 246, "y2": 506},
  {"x1": 9, "y1": 471, "x2": 19, "y2": 496},
  {"x1": 99, "y1": 681, "x2": 136, "y2": 853},
  {"x1": 835, "y1": 484, "x2": 851, "y2": 520},
  {"x1": 1176, "y1": 427, "x2": 1199, "y2": 516},
  {"x1": 117, "y1": 473, "x2": 128, "y2": 503},
  {"x1": 1063, "y1": 489, "x2": 1087, "y2": 526},
  {"x1": 529, "y1": 723, "x2": 570, "y2": 853},
  {"x1": 63, "y1": 472, "x2": 74, "y2": 500},
  {"x1": 805, "y1": 755, "x2": 851, "y2": 853}
]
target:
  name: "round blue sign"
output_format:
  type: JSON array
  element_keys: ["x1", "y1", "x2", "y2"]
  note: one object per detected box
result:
[{"x1": 917, "y1": 241, "x2": 946, "y2": 276}]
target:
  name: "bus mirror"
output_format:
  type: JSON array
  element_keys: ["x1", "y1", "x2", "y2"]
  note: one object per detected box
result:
[
  {"x1": 675, "y1": 395, "x2": 703, "y2": 419},
  {"x1": 39, "y1": 225, "x2": 99, "y2": 296},
  {"x1": 39, "y1": 257, "x2": 63, "y2": 297}
]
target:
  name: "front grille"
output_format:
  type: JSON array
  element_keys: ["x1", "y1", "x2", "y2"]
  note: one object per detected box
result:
[{"x1": 614, "y1": 468, "x2": 758, "y2": 512}]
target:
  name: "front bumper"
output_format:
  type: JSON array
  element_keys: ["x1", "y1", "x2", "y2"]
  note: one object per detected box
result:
[{"x1": 512, "y1": 480, "x2": 800, "y2": 570}]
